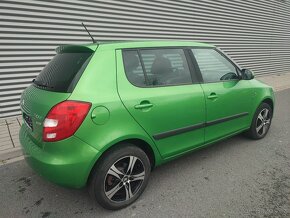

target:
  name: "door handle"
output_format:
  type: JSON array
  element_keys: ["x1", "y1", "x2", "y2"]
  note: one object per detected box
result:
[
  {"x1": 134, "y1": 101, "x2": 153, "y2": 109},
  {"x1": 207, "y1": 93, "x2": 218, "y2": 100}
]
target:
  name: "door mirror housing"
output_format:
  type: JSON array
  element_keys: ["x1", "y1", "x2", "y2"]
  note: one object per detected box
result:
[{"x1": 241, "y1": 69, "x2": 255, "y2": 80}]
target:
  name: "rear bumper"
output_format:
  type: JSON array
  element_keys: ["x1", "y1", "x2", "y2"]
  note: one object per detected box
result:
[{"x1": 19, "y1": 125, "x2": 99, "y2": 188}]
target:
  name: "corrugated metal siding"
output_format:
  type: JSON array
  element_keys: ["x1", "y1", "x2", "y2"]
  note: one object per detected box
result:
[{"x1": 0, "y1": 0, "x2": 290, "y2": 118}]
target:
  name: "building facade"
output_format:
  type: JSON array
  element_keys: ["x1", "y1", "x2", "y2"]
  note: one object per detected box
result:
[{"x1": 0, "y1": 0, "x2": 290, "y2": 117}]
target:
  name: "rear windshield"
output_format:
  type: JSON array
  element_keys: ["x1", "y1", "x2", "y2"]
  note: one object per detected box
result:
[{"x1": 33, "y1": 52, "x2": 93, "y2": 92}]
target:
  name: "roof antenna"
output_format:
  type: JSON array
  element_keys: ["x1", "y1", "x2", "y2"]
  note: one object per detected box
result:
[{"x1": 82, "y1": 22, "x2": 96, "y2": 43}]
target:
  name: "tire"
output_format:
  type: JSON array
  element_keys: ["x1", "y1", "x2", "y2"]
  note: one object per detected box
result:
[
  {"x1": 245, "y1": 102, "x2": 273, "y2": 140},
  {"x1": 88, "y1": 144, "x2": 151, "y2": 210}
]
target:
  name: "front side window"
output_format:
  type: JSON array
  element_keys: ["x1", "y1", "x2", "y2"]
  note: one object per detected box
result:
[
  {"x1": 123, "y1": 48, "x2": 193, "y2": 87},
  {"x1": 192, "y1": 49, "x2": 239, "y2": 83}
]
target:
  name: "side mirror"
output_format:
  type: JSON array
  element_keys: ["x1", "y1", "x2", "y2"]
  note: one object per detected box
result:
[{"x1": 241, "y1": 69, "x2": 255, "y2": 80}]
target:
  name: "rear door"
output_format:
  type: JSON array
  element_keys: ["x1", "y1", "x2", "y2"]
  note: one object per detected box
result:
[
  {"x1": 117, "y1": 47, "x2": 206, "y2": 158},
  {"x1": 20, "y1": 46, "x2": 94, "y2": 145},
  {"x1": 191, "y1": 48, "x2": 253, "y2": 143}
]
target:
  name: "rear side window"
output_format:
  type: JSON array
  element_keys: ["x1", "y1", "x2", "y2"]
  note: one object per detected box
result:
[
  {"x1": 122, "y1": 50, "x2": 146, "y2": 86},
  {"x1": 122, "y1": 48, "x2": 193, "y2": 87},
  {"x1": 34, "y1": 52, "x2": 93, "y2": 92}
]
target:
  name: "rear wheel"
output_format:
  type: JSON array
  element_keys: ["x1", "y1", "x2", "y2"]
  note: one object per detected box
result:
[
  {"x1": 246, "y1": 102, "x2": 272, "y2": 139},
  {"x1": 89, "y1": 144, "x2": 151, "y2": 210}
]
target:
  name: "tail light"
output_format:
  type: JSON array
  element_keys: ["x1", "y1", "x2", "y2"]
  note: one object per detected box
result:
[{"x1": 43, "y1": 101, "x2": 91, "y2": 142}]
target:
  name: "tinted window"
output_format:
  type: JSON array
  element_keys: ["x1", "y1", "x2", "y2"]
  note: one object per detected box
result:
[
  {"x1": 122, "y1": 50, "x2": 146, "y2": 86},
  {"x1": 123, "y1": 48, "x2": 193, "y2": 87},
  {"x1": 192, "y1": 49, "x2": 238, "y2": 83},
  {"x1": 140, "y1": 49, "x2": 192, "y2": 86},
  {"x1": 34, "y1": 52, "x2": 92, "y2": 92}
]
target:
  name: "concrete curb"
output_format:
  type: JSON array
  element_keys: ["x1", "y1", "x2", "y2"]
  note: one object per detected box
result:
[{"x1": 0, "y1": 147, "x2": 22, "y2": 162}]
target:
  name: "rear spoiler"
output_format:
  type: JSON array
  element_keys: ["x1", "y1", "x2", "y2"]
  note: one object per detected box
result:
[{"x1": 56, "y1": 45, "x2": 97, "y2": 54}]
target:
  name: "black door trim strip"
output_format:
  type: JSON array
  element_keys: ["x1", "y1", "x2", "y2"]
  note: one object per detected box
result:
[
  {"x1": 153, "y1": 123, "x2": 205, "y2": 140},
  {"x1": 153, "y1": 112, "x2": 249, "y2": 140},
  {"x1": 206, "y1": 112, "x2": 249, "y2": 127}
]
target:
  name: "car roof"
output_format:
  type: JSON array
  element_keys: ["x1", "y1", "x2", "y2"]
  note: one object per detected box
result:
[{"x1": 83, "y1": 40, "x2": 215, "y2": 51}]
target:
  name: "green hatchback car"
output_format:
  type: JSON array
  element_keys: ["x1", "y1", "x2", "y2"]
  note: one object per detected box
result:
[{"x1": 19, "y1": 40, "x2": 274, "y2": 210}]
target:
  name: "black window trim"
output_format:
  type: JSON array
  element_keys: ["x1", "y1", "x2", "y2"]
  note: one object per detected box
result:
[
  {"x1": 184, "y1": 49, "x2": 200, "y2": 85},
  {"x1": 137, "y1": 49, "x2": 149, "y2": 85},
  {"x1": 121, "y1": 46, "x2": 203, "y2": 88},
  {"x1": 186, "y1": 48, "x2": 204, "y2": 83},
  {"x1": 189, "y1": 47, "x2": 243, "y2": 84}
]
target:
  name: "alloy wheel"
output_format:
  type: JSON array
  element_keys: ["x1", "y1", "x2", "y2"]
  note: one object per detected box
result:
[
  {"x1": 256, "y1": 108, "x2": 271, "y2": 137},
  {"x1": 104, "y1": 156, "x2": 145, "y2": 202}
]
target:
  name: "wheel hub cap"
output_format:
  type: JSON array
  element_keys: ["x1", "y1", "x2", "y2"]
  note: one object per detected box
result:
[{"x1": 123, "y1": 176, "x2": 129, "y2": 183}]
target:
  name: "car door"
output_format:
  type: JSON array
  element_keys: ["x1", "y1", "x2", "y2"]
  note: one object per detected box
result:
[
  {"x1": 191, "y1": 48, "x2": 253, "y2": 143},
  {"x1": 117, "y1": 47, "x2": 206, "y2": 158}
]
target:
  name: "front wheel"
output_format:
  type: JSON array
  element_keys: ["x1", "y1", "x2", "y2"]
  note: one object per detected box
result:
[
  {"x1": 89, "y1": 144, "x2": 151, "y2": 210},
  {"x1": 246, "y1": 102, "x2": 273, "y2": 139}
]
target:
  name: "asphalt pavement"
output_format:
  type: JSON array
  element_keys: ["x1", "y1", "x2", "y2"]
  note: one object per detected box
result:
[{"x1": 0, "y1": 88, "x2": 289, "y2": 218}]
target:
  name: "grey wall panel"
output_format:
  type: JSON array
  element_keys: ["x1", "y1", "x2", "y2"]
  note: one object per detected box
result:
[{"x1": 0, "y1": 0, "x2": 290, "y2": 117}]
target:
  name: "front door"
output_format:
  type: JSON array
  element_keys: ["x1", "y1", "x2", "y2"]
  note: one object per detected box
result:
[
  {"x1": 117, "y1": 48, "x2": 206, "y2": 158},
  {"x1": 191, "y1": 48, "x2": 253, "y2": 143}
]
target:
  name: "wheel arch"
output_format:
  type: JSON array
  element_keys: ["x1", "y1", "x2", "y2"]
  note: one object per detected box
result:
[
  {"x1": 116, "y1": 138, "x2": 156, "y2": 169},
  {"x1": 261, "y1": 97, "x2": 274, "y2": 112},
  {"x1": 87, "y1": 136, "x2": 160, "y2": 186}
]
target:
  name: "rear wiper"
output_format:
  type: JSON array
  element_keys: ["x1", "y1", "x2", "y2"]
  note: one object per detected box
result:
[{"x1": 32, "y1": 79, "x2": 54, "y2": 89}]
